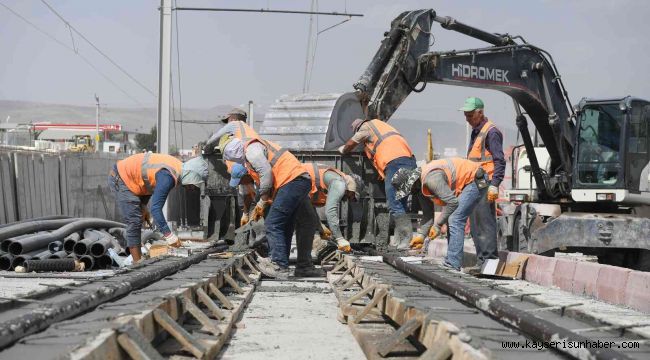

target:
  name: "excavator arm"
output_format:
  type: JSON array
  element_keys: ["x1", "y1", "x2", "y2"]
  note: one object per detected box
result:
[{"x1": 353, "y1": 9, "x2": 575, "y2": 200}]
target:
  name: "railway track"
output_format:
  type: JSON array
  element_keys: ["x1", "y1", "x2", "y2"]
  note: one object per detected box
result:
[
  {"x1": 323, "y1": 250, "x2": 650, "y2": 359},
  {"x1": 0, "y1": 245, "x2": 647, "y2": 359}
]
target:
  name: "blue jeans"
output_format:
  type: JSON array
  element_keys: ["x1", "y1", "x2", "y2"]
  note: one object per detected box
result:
[
  {"x1": 265, "y1": 176, "x2": 314, "y2": 268},
  {"x1": 470, "y1": 192, "x2": 498, "y2": 265},
  {"x1": 384, "y1": 156, "x2": 417, "y2": 216},
  {"x1": 445, "y1": 181, "x2": 486, "y2": 269}
]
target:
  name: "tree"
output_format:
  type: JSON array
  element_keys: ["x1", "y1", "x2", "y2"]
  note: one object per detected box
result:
[{"x1": 135, "y1": 126, "x2": 157, "y2": 152}]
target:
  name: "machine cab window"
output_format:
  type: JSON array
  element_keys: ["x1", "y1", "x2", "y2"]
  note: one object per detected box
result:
[{"x1": 576, "y1": 104, "x2": 623, "y2": 187}]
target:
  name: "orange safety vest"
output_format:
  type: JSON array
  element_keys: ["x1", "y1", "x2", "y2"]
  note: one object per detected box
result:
[
  {"x1": 117, "y1": 153, "x2": 182, "y2": 196},
  {"x1": 420, "y1": 157, "x2": 479, "y2": 206},
  {"x1": 467, "y1": 120, "x2": 498, "y2": 177},
  {"x1": 302, "y1": 162, "x2": 345, "y2": 207},
  {"x1": 232, "y1": 121, "x2": 259, "y2": 142},
  {"x1": 362, "y1": 119, "x2": 413, "y2": 179},
  {"x1": 243, "y1": 139, "x2": 307, "y2": 192}
]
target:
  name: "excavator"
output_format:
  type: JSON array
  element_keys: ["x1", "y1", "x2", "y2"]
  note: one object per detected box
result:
[{"x1": 346, "y1": 9, "x2": 650, "y2": 270}]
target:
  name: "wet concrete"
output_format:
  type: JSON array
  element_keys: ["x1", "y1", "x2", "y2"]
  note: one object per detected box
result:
[{"x1": 219, "y1": 272, "x2": 365, "y2": 360}]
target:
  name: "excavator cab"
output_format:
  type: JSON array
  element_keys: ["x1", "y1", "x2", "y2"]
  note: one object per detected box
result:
[{"x1": 572, "y1": 97, "x2": 650, "y2": 204}]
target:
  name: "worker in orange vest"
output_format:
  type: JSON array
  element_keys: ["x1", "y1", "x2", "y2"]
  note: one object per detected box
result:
[
  {"x1": 339, "y1": 119, "x2": 417, "y2": 249},
  {"x1": 392, "y1": 158, "x2": 489, "y2": 270},
  {"x1": 204, "y1": 108, "x2": 259, "y2": 153},
  {"x1": 225, "y1": 160, "x2": 258, "y2": 226},
  {"x1": 302, "y1": 162, "x2": 364, "y2": 253},
  {"x1": 108, "y1": 153, "x2": 208, "y2": 262},
  {"x1": 220, "y1": 134, "x2": 321, "y2": 279},
  {"x1": 461, "y1": 97, "x2": 505, "y2": 267}
]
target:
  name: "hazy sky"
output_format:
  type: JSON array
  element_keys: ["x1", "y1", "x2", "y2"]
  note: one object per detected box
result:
[{"x1": 1, "y1": 0, "x2": 649, "y2": 134}]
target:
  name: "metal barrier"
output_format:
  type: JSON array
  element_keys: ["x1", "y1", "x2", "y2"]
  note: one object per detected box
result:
[{"x1": 0, "y1": 149, "x2": 124, "y2": 223}]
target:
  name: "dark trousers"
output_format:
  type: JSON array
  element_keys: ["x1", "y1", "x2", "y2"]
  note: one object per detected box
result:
[
  {"x1": 265, "y1": 176, "x2": 315, "y2": 268},
  {"x1": 469, "y1": 194, "x2": 499, "y2": 265},
  {"x1": 108, "y1": 166, "x2": 143, "y2": 247}
]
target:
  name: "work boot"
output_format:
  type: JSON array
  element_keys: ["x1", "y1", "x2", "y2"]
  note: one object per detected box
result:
[
  {"x1": 256, "y1": 257, "x2": 289, "y2": 280},
  {"x1": 293, "y1": 266, "x2": 325, "y2": 278},
  {"x1": 393, "y1": 214, "x2": 413, "y2": 250}
]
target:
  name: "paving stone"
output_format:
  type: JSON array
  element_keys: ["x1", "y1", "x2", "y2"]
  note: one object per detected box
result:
[
  {"x1": 572, "y1": 261, "x2": 601, "y2": 297},
  {"x1": 625, "y1": 271, "x2": 650, "y2": 313},
  {"x1": 552, "y1": 258, "x2": 577, "y2": 291}
]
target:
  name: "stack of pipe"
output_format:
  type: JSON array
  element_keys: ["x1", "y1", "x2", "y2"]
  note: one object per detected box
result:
[{"x1": 0, "y1": 217, "x2": 126, "y2": 272}]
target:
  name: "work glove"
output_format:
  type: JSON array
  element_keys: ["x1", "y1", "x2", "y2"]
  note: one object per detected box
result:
[
  {"x1": 320, "y1": 225, "x2": 332, "y2": 240},
  {"x1": 412, "y1": 243, "x2": 423, "y2": 250},
  {"x1": 487, "y1": 185, "x2": 499, "y2": 202},
  {"x1": 336, "y1": 237, "x2": 351, "y2": 253},
  {"x1": 409, "y1": 235, "x2": 424, "y2": 248},
  {"x1": 252, "y1": 199, "x2": 272, "y2": 221},
  {"x1": 428, "y1": 225, "x2": 441, "y2": 239},
  {"x1": 240, "y1": 213, "x2": 250, "y2": 227},
  {"x1": 163, "y1": 232, "x2": 181, "y2": 248}
]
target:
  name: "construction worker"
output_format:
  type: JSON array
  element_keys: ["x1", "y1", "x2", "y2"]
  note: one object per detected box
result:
[
  {"x1": 302, "y1": 162, "x2": 364, "y2": 253},
  {"x1": 203, "y1": 108, "x2": 258, "y2": 153},
  {"x1": 339, "y1": 119, "x2": 416, "y2": 249},
  {"x1": 225, "y1": 159, "x2": 258, "y2": 226},
  {"x1": 220, "y1": 135, "x2": 321, "y2": 279},
  {"x1": 461, "y1": 97, "x2": 505, "y2": 266},
  {"x1": 391, "y1": 157, "x2": 489, "y2": 270},
  {"x1": 108, "y1": 153, "x2": 208, "y2": 263}
]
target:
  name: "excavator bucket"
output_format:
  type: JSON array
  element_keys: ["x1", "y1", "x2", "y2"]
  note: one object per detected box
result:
[{"x1": 257, "y1": 92, "x2": 364, "y2": 150}]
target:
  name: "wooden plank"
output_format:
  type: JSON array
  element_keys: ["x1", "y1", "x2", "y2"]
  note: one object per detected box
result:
[
  {"x1": 116, "y1": 323, "x2": 165, "y2": 360},
  {"x1": 196, "y1": 287, "x2": 226, "y2": 320},
  {"x1": 243, "y1": 255, "x2": 260, "y2": 274},
  {"x1": 235, "y1": 266, "x2": 251, "y2": 284},
  {"x1": 377, "y1": 317, "x2": 422, "y2": 357},
  {"x1": 344, "y1": 284, "x2": 376, "y2": 307},
  {"x1": 153, "y1": 308, "x2": 206, "y2": 359},
  {"x1": 353, "y1": 289, "x2": 387, "y2": 324},
  {"x1": 208, "y1": 283, "x2": 234, "y2": 310},
  {"x1": 223, "y1": 273, "x2": 244, "y2": 294},
  {"x1": 347, "y1": 313, "x2": 420, "y2": 360},
  {"x1": 182, "y1": 297, "x2": 222, "y2": 336}
]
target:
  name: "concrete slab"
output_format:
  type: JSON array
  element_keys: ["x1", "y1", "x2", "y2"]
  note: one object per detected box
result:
[{"x1": 220, "y1": 277, "x2": 365, "y2": 360}]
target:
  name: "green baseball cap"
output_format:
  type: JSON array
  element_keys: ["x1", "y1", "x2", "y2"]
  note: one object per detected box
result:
[{"x1": 459, "y1": 97, "x2": 484, "y2": 112}]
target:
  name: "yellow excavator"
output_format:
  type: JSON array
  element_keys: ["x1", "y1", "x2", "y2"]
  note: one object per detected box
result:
[{"x1": 69, "y1": 135, "x2": 94, "y2": 152}]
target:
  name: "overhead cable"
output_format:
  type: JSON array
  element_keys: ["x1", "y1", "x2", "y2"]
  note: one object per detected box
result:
[{"x1": 40, "y1": 0, "x2": 157, "y2": 98}]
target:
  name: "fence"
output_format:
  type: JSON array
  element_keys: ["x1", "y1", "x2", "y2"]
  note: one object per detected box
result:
[{"x1": 0, "y1": 148, "x2": 125, "y2": 224}]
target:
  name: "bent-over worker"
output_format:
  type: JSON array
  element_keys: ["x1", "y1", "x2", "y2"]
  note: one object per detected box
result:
[
  {"x1": 109, "y1": 153, "x2": 208, "y2": 262},
  {"x1": 204, "y1": 108, "x2": 258, "y2": 153},
  {"x1": 339, "y1": 119, "x2": 416, "y2": 249},
  {"x1": 392, "y1": 157, "x2": 488, "y2": 270},
  {"x1": 302, "y1": 162, "x2": 364, "y2": 252}
]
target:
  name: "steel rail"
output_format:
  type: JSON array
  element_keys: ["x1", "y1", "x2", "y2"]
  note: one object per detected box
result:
[{"x1": 377, "y1": 251, "x2": 631, "y2": 360}]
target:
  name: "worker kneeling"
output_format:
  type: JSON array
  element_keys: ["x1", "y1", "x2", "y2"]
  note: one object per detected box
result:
[
  {"x1": 392, "y1": 158, "x2": 488, "y2": 271},
  {"x1": 108, "y1": 153, "x2": 208, "y2": 263},
  {"x1": 221, "y1": 135, "x2": 321, "y2": 279},
  {"x1": 302, "y1": 163, "x2": 364, "y2": 253}
]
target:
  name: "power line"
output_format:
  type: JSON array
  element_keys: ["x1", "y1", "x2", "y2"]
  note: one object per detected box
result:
[
  {"x1": 40, "y1": 0, "x2": 157, "y2": 98},
  {"x1": 173, "y1": 7, "x2": 363, "y2": 17},
  {"x1": 0, "y1": 2, "x2": 145, "y2": 106}
]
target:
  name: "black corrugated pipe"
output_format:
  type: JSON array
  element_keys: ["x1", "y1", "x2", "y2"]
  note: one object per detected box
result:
[
  {"x1": 0, "y1": 254, "x2": 14, "y2": 270},
  {"x1": 23, "y1": 258, "x2": 78, "y2": 272},
  {"x1": 0, "y1": 215, "x2": 72, "y2": 229},
  {"x1": 1, "y1": 231, "x2": 49, "y2": 253},
  {"x1": 48, "y1": 241, "x2": 63, "y2": 252},
  {"x1": 11, "y1": 249, "x2": 52, "y2": 269},
  {"x1": 93, "y1": 254, "x2": 112, "y2": 269},
  {"x1": 79, "y1": 255, "x2": 94, "y2": 271},
  {"x1": 48, "y1": 250, "x2": 68, "y2": 259},
  {"x1": 379, "y1": 252, "x2": 631, "y2": 360},
  {"x1": 63, "y1": 232, "x2": 81, "y2": 253},
  {"x1": 0, "y1": 245, "x2": 228, "y2": 349},
  {"x1": 89, "y1": 232, "x2": 120, "y2": 256},
  {"x1": 8, "y1": 219, "x2": 124, "y2": 255},
  {"x1": 0, "y1": 218, "x2": 77, "y2": 242}
]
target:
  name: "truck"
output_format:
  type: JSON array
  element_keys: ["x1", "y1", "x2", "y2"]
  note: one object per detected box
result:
[{"x1": 346, "y1": 9, "x2": 650, "y2": 270}]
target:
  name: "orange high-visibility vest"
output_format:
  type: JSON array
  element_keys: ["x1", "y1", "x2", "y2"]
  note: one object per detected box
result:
[
  {"x1": 420, "y1": 157, "x2": 479, "y2": 206},
  {"x1": 302, "y1": 162, "x2": 345, "y2": 207},
  {"x1": 467, "y1": 120, "x2": 498, "y2": 177},
  {"x1": 243, "y1": 139, "x2": 307, "y2": 192},
  {"x1": 232, "y1": 121, "x2": 259, "y2": 142},
  {"x1": 117, "y1": 153, "x2": 182, "y2": 196},
  {"x1": 362, "y1": 119, "x2": 413, "y2": 179}
]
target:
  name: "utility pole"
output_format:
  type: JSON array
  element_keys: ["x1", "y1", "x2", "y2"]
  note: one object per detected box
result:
[
  {"x1": 157, "y1": 0, "x2": 172, "y2": 154},
  {"x1": 95, "y1": 94, "x2": 100, "y2": 152},
  {"x1": 302, "y1": 0, "x2": 316, "y2": 93}
]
